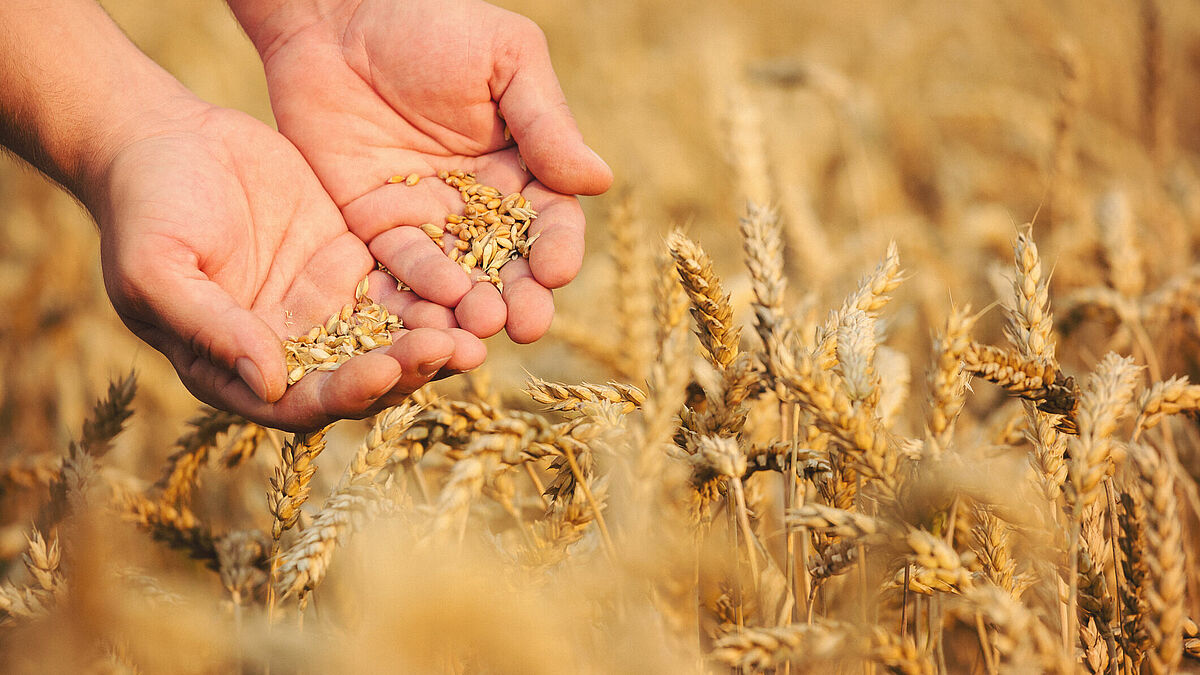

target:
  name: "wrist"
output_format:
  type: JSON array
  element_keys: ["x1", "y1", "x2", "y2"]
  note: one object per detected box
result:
[{"x1": 226, "y1": 0, "x2": 357, "y2": 61}]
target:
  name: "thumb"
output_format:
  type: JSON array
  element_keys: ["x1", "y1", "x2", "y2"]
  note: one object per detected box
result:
[
  {"x1": 136, "y1": 275, "x2": 287, "y2": 403},
  {"x1": 494, "y1": 26, "x2": 613, "y2": 196}
]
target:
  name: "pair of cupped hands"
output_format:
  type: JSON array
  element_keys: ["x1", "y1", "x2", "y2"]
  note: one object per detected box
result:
[{"x1": 100, "y1": 1, "x2": 612, "y2": 431}]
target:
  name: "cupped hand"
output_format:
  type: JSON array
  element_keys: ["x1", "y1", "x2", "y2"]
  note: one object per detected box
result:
[
  {"x1": 242, "y1": 0, "x2": 613, "y2": 343},
  {"x1": 94, "y1": 100, "x2": 485, "y2": 430}
]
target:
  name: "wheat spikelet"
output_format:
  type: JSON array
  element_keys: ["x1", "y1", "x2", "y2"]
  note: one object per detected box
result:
[
  {"x1": 154, "y1": 407, "x2": 242, "y2": 505},
  {"x1": 524, "y1": 376, "x2": 645, "y2": 415},
  {"x1": 215, "y1": 530, "x2": 268, "y2": 605},
  {"x1": 428, "y1": 457, "x2": 488, "y2": 541},
  {"x1": 904, "y1": 528, "x2": 973, "y2": 592},
  {"x1": 786, "y1": 503, "x2": 884, "y2": 539},
  {"x1": 1076, "y1": 524, "x2": 1118, "y2": 646},
  {"x1": 963, "y1": 342, "x2": 1059, "y2": 400},
  {"x1": 39, "y1": 373, "x2": 138, "y2": 531},
  {"x1": 1006, "y1": 228, "x2": 1057, "y2": 363},
  {"x1": 743, "y1": 441, "x2": 830, "y2": 479},
  {"x1": 0, "y1": 581, "x2": 57, "y2": 625},
  {"x1": 267, "y1": 427, "x2": 329, "y2": 541},
  {"x1": 1134, "y1": 375, "x2": 1200, "y2": 437},
  {"x1": 1119, "y1": 489, "x2": 1151, "y2": 670},
  {"x1": 274, "y1": 405, "x2": 419, "y2": 598},
  {"x1": 868, "y1": 626, "x2": 934, "y2": 675},
  {"x1": 1081, "y1": 616, "x2": 1111, "y2": 675},
  {"x1": 117, "y1": 490, "x2": 218, "y2": 568},
  {"x1": 667, "y1": 229, "x2": 739, "y2": 370},
  {"x1": 607, "y1": 195, "x2": 655, "y2": 381},
  {"x1": 0, "y1": 529, "x2": 63, "y2": 626},
  {"x1": 926, "y1": 306, "x2": 977, "y2": 459},
  {"x1": 37, "y1": 441, "x2": 97, "y2": 535},
  {"x1": 274, "y1": 483, "x2": 387, "y2": 599},
  {"x1": 834, "y1": 309, "x2": 878, "y2": 404},
  {"x1": 711, "y1": 622, "x2": 849, "y2": 670},
  {"x1": 0, "y1": 453, "x2": 59, "y2": 489},
  {"x1": 221, "y1": 423, "x2": 267, "y2": 468},
  {"x1": 1068, "y1": 353, "x2": 1141, "y2": 508},
  {"x1": 80, "y1": 372, "x2": 137, "y2": 457},
  {"x1": 739, "y1": 201, "x2": 789, "y2": 352},
  {"x1": 956, "y1": 585, "x2": 1073, "y2": 673},
  {"x1": 810, "y1": 536, "x2": 859, "y2": 580},
  {"x1": 971, "y1": 507, "x2": 1025, "y2": 599},
  {"x1": 1096, "y1": 190, "x2": 1146, "y2": 299},
  {"x1": 834, "y1": 241, "x2": 902, "y2": 320},
  {"x1": 814, "y1": 241, "x2": 902, "y2": 369},
  {"x1": 1129, "y1": 444, "x2": 1185, "y2": 675}
]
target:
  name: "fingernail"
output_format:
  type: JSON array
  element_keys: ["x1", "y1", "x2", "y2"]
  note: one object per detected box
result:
[
  {"x1": 418, "y1": 355, "x2": 452, "y2": 377},
  {"x1": 236, "y1": 358, "x2": 268, "y2": 401},
  {"x1": 588, "y1": 146, "x2": 612, "y2": 172}
]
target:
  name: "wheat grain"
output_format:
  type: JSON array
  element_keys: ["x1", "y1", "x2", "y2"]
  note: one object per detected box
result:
[{"x1": 283, "y1": 277, "x2": 401, "y2": 386}]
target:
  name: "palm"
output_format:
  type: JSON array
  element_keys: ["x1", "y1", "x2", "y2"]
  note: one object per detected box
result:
[
  {"x1": 258, "y1": 0, "x2": 611, "y2": 343},
  {"x1": 99, "y1": 106, "x2": 478, "y2": 429}
]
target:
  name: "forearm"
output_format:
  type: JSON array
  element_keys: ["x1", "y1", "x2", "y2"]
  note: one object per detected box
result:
[{"x1": 0, "y1": 0, "x2": 196, "y2": 210}]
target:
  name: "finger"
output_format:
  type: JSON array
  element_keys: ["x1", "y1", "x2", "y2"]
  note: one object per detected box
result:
[
  {"x1": 155, "y1": 327, "x2": 456, "y2": 432},
  {"x1": 492, "y1": 22, "x2": 613, "y2": 196},
  {"x1": 454, "y1": 278, "x2": 507, "y2": 338},
  {"x1": 520, "y1": 184, "x2": 586, "y2": 289},
  {"x1": 498, "y1": 258, "x2": 554, "y2": 344},
  {"x1": 342, "y1": 179, "x2": 461, "y2": 242},
  {"x1": 318, "y1": 328, "x2": 454, "y2": 409},
  {"x1": 123, "y1": 272, "x2": 288, "y2": 403},
  {"x1": 369, "y1": 226, "x2": 473, "y2": 307},
  {"x1": 368, "y1": 269, "x2": 459, "y2": 330},
  {"x1": 371, "y1": 328, "x2": 487, "y2": 412},
  {"x1": 442, "y1": 327, "x2": 487, "y2": 372}
]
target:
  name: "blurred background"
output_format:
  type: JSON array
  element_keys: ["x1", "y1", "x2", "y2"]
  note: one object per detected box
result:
[{"x1": 2, "y1": 0, "x2": 1200, "y2": 670}]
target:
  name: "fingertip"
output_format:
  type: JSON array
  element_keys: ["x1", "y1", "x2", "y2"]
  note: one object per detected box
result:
[
  {"x1": 519, "y1": 131, "x2": 613, "y2": 197},
  {"x1": 454, "y1": 283, "x2": 507, "y2": 338},
  {"x1": 502, "y1": 278, "x2": 554, "y2": 344},
  {"x1": 444, "y1": 328, "x2": 487, "y2": 372}
]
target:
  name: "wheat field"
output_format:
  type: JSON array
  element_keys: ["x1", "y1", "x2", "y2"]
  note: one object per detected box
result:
[{"x1": 2, "y1": 1, "x2": 1200, "y2": 673}]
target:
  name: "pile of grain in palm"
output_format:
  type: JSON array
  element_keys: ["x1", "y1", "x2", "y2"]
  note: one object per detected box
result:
[
  {"x1": 387, "y1": 170, "x2": 539, "y2": 292},
  {"x1": 283, "y1": 277, "x2": 402, "y2": 386}
]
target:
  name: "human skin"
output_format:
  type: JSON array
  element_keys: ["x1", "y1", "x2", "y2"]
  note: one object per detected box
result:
[
  {"x1": 0, "y1": 0, "x2": 485, "y2": 430},
  {"x1": 226, "y1": 0, "x2": 614, "y2": 344}
]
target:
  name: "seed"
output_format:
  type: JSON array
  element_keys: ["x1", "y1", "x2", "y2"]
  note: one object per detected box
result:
[
  {"x1": 420, "y1": 223, "x2": 444, "y2": 239},
  {"x1": 386, "y1": 174, "x2": 406, "y2": 184},
  {"x1": 405, "y1": 173, "x2": 420, "y2": 186}
]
